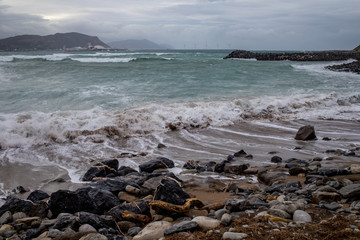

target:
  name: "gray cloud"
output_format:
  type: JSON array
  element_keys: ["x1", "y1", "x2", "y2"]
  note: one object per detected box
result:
[{"x1": 1, "y1": 0, "x2": 359, "y2": 50}]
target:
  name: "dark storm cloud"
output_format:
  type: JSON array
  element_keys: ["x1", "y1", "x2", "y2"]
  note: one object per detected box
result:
[{"x1": 1, "y1": 0, "x2": 359, "y2": 50}]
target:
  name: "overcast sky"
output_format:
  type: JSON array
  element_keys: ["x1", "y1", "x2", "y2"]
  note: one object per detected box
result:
[{"x1": 0, "y1": 0, "x2": 359, "y2": 50}]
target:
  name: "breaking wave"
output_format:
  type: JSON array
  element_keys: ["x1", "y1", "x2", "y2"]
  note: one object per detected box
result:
[{"x1": 0, "y1": 92, "x2": 359, "y2": 150}]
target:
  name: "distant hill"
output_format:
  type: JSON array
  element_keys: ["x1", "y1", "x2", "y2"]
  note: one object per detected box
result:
[
  {"x1": 0, "y1": 32, "x2": 110, "y2": 51},
  {"x1": 108, "y1": 39, "x2": 172, "y2": 50},
  {"x1": 355, "y1": 45, "x2": 360, "y2": 52}
]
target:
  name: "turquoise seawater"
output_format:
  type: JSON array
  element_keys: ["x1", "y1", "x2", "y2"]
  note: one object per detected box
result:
[
  {"x1": 0, "y1": 50, "x2": 359, "y2": 193},
  {"x1": 1, "y1": 50, "x2": 359, "y2": 113}
]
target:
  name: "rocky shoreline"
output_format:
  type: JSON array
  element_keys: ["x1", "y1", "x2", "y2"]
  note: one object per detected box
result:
[
  {"x1": 1, "y1": 126, "x2": 360, "y2": 240},
  {"x1": 223, "y1": 50, "x2": 360, "y2": 61},
  {"x1": 325, "y1": 60, "x2": 360, "y2": 74}
]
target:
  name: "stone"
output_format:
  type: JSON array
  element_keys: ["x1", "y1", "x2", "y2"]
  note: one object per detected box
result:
[
  {"x1": 223, "y1": 164, "x2": 249, "y2": 175},
  {"x1": 312, "y1": 191, "x2": 341, "y2": 203},
  {"x1": 153, "y1": 178, "x2": 190, "y2": 205},
  {"x1": 271, "y1": 156, "x2": 282, "y2": 163},
  {"x1": 0, "y1": 211, "x2": 12, "y2": 225},
  {"x1": 267, "y1": 181, "x2": 302, "y2": 194},
  {"x1": 79, "y1": 233, "x2": 108, "y2": 240},
  {"x1": 49, "y1": 187, "x2": 120, "y2": 217},
  {"x1": 53, "y1": 215, "x2": 77, "y2": 230},
  {"x1": 15, "y1": 216, "x2": 42, "y2": 228},
  {"x1": 77, "y1": 212, "x2": 115, "y2": 230},
  {"x1": 82, "y1": 159, "x2": 119, "y2": 181},
  {"x1": 25, "y1": 228, "x2": 43, "y2": 239},
  {"x1": 12, "y1": 212, "x2": 28, "y2": 221},
  {"x1": 192, "y1": 216, "x2": 221, "y2": 230},
  {"x1": 285, "y1": 159, "x2": 309, "y2": 168},
  {"x1": 234, "y1": 150, "x2": 247, "y2": 157},
  {"x1": 221, "y1": 213, "x2": 232, "y2": 226},
  {"x1": 0, "y1": 224, "x2": 14, "y2": 237},
  {"x1": 289, "y1": 167, "x2": 309, "y2": 176},
  {"x1": 214, "y1": 161, "x2": 227, "y2": 173},
  {"x1": 118, "y1": 192, "x2": 138, "y2": 202},
  {"x1": 164, "y1": 220, "x2": 198, "y2": 235},
  {"x1": 109, "y1": 200, "x2": 151, "y2": 222},
  {"x1": 320, "y1": 202, "x2": 342, "y2": 211},
  {"x1": 0, "y1": 195, "x2": 48, "y2": 218},
  {"x1": 79, "y1": 224, "x2": 97, "y2": 232},
  {"x1": 319, "y1": 168, "x2": 350, "y2": 177},
  {"x1": 222, "y1": 232, "x2": 248, "y2": 240},
  {"x1": 90, "y1": 179, "x2": 140, "y2": 195},
  {"x1": 27, "y1": 190, "x2": 50, "y2": 202},
  {"x1": 339, "y1": 184, "x2": 360, "y2": 199},
  {"x1": 125, "y1": 185, "x2": 141, "y2": 195},
  {"x1": 214, "y1": 209, "x2": 229, "y2": 220},
  {"x1": 268, "y1": 209, "x2": 291, "y2": 219},
  {"x1": 350, "y1": 164, "x2": 360, "y2": 174},
  {"x1": 184, "y1": 209, "x2": 208, "y2": 217},
  {"x1": 118, "y1": 166, "x2": 138, "y2": 176},
  {"x1": 295, "y1": 125, "x2": 316, "y2": 141},
  {"x1": 257, "y1": 169, "x2": 287, "y2": 185},
  {"x1": 139, "y1": 157, "x2": 174, "y2": 173},
  {"x1": 293, "y1": 210, "x2": 312, "y2": 223},
  {"x1": 133, "y1": 221, "x2": 172, "y2": 240}
]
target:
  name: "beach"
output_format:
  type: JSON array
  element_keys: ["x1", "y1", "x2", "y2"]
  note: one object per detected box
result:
[{"x1": 0, "y1": 50, "x2": 360, "y2": 239}]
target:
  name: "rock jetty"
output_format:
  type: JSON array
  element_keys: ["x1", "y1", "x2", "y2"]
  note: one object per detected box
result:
[
  {"x1": 224, "y1": 50, "x2": 360, "y2": 61},
  {"x1": 1, "y1": 126, "x2": 360, "y2": 239}
]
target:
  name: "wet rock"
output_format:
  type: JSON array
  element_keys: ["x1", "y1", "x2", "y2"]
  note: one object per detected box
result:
[
  {"x1": 267, "y1": 181, "x2": 302, "y2": 194},
  {"x1": 118, "y1": 166, "x2": 138, "y2": 176},
  {"x1": 293, "y1": 210, "x2": 312, "y2": 223},
  {"x1": 153, "y1": 178, "x2": 190, "y2": 205},
  {"x1": 214, "y1": 209, "x2": 229, "y2": 220},
  {"x1": 205, "y1": 161, "x2": 217, "y2": 172},
  {"x1": 234, "y1": 150, "x2": 247, "y2": 157},
  {"x1": 133, "y1": 221, "x2": 172, "y2": 240},
  {"x1": 15, "y1": 216, "x2": 41, "y2": 228},
  {"x1": 257, "y1": 169, "x2": 287, "y2": 185},
  {"x1": 214, "y1": 161, "x2": 227, "y2": 173},
  {"x1": 0, "y1": 211, "x2": 12, "y2": 225},
  {"x1": 192, "y1": 216, "x2": 221, "y2": 230},
  {"x1": 0, "y1": 195, "x2": 48, "y2": 218},
  {"x1": 25, "y1": 228, "x2": 43, "y2": 239},
  {"x1": 12, "y1": 186, "x2": 28, "y2": 194},
  {"x1": 49, "y1": 187, "x2": 120, "y2": 217},
  {"x1": 164, "y1": 220, "x2": 198, "y2": 235},
  {"x1": 223, "y1": 164, "x2": 249, "y2": 175},
  {"x1": 0, "y1": 224, "x2": 14, "y2": 237},
  {"x1": 53, "y1": 214, "x2": 77, "y2": 230},
  {"x1": 319, "y1": 168, "x2": 350, "y2": 177},
  {"x1": 47, "y1": 228, "x2": 64, "y2": 238},
  {"x1": 320, "y1": 202, "x2": 342, "y2": 211},
  {"x1": 79, "y1": 233, "x2": 107, "y2": 240},
  {"x1": 222, "y1": 232, "x2": 248, "y2": 240},
  {"x1": 139, "y1": 157, "x2": 174, "y2": 173},
  {"x1": 221, "y1": 213, "x2": 232, "y2": 226},
  {"x1": 289, "y1": 166, "x2": 309, "y2": 176},
  {"x1": 27, "y1": 190, "x2": 50, "y2": 203},
  {"x1": 82, "y1": 159, "x2": 119, "y2": 181},
  {"x1": 305, "y1": 175, "x2": 327, "y2": 184},
  {"x1": 339, "y1": 184, "x2": 360, "y2": 199},
  {"x1": 271, "y1": 156, "x2": 282, "y2": 163},
  {"x1": 79, "y1": 224, "x2": 97, "y2": 232},
  {"x1": 285, "y1": 159, "x2": 309, "y2": 168},
  {"x1": 91, "y1": 179, "x2": 140, "y2": 195},
  {"x1": 294, "y1": 125, "x2": 317, "y2": 140},
  {"x1": 118, "y1": 192, "x2": 138, "y2": 202},
  {"x1": 183, "y1": 160, "x2": 200, "y2": 170},
  {"x1": 327, "y1": 180, "x2": 341, "y2": 189}
]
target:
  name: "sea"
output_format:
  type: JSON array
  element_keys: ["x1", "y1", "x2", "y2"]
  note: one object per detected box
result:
[{"x1": 0, "y1": 50, "x2": 360, "y2": 196}]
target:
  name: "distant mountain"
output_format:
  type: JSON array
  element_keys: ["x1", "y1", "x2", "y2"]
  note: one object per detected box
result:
[
  {"x1": 108, "y1": 39, "x2": 172, "y2": 50},
  {"x1": 355, "y1": 45, "x2": 360, "y2": 52},
  {"x1": 0, "y1": 32, "x2": 110, "y2": 51}
]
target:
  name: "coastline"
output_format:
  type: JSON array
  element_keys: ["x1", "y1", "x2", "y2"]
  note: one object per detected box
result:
[{"x1": 1, "y1": 118, "x2": 360, "y2": 239}]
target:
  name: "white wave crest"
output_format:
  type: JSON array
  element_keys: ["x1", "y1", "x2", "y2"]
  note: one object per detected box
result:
[{"x1": 70, "y1": 57, "x2": 135, "y2": 63}]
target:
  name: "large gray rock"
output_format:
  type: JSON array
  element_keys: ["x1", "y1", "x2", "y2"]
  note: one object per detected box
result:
[
  {"x1": 79, "y1": 233, "x2": 107, "y2": 240},
  {"x1": 164, "y1": 220, "x2": 198, "y2": 235},
  {"x1": 192, "y1": 216, "x2": 221, "y2": 230},
  {"x1": 133, "y1": 221, "x2": 172, "y2": 240},
  {"x1": 339, "y1": 184, "x2": 360, "y2": 199},
  {"x1": 0, "y1": 211, "x2": 12, "y2": 225},
  {"x1": 295, "y1": 125, "x2": 316, "y2": 141},
  {"x1": 293, "y1": 210, "x2": 312, "y2": 223}
]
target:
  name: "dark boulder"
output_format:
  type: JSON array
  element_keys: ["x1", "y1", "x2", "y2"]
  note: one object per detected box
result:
[
  {"x1": 0, "y1": 195, "x2": 48, "y2": 218},
  {"x1": 53, "y1": 214, "x2": 77, "y2": 230},
  {"x1": 319, "y1": 168, "x2": 350, "y2": 177},
  {"x1": 223, "y1": 163, "x2": 249, "y2": 175},
  {"x1": 285, "y1": 159, "x2": 309, "y2": 168},
  {"x1": 90, "y1": 178, "x2": 140, "y2": 195},
  {"x1": 48, "y1": 187, "x2": 120, "y2": 217},
  {"x1": 295, "y1": 125, "x2": 317, "y2": 141},
  {"x1": 271, "y1": 156, "x2": 283, "y2": 163},
  {"x1": 82, "y1": 159, "x2": 119, "y2": 181},
  {"x1": 214, "y1": 160, "x2": 227, "y2": 173},
  {"x1": 139, "y1": 157, "x2": 174, "y2": 173},
  {"x1": 77, "y1": 211, "x2": 115, "y2": 230},
  {"x1": 289, "y1": 166, "x2": 309, "y2": 176},
  {"x1": 118, "y1": 166, "x2": 138, "y2": 176},
  {"x1": 164, "y1": 220, "x2": 198, "y2": 235},
  {"x1": 267, "y1": 181, "x2": 302, "y2": 194},
  {"x1": 234, "y1": 149, "x2": 247, "y2": 157},
  {"x1": 339, "y1": 184, "x2": 360, "y2": 199},
  {"x1": 153, "y1": 178, "x2": 190, "y2": 205},
  {"x1": 109, "y1": 200, "x2": 150, "y2": 221},
  {"x1": 205, "y1": 161, "x2": 217, "y2": 172},
  {"x1": 27, "y1": 190, "x2": 50, "y2": 202}
]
